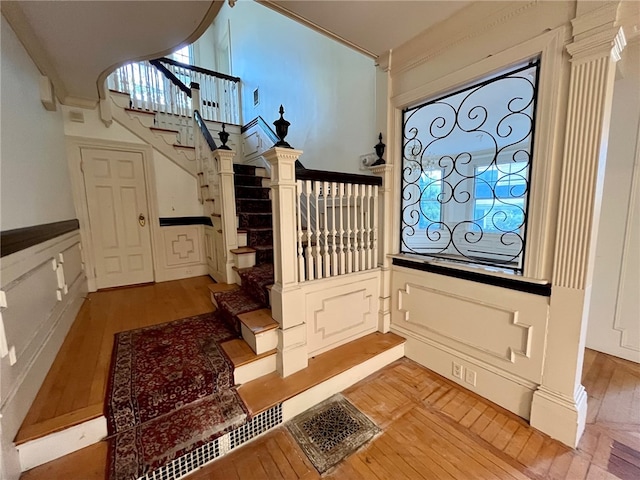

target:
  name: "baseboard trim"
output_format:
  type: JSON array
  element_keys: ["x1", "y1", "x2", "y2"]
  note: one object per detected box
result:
[{"x1": 396, "y1": 327, "x2": 536, "y2": 420}]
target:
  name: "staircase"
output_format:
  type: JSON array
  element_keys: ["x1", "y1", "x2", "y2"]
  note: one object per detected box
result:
[{"x1": 208, "y1": 163, "x2": 279, "y2": 382}]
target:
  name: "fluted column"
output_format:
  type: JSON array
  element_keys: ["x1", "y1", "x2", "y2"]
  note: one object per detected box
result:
[
  {"x1": 530, "y1": 1, "x2": 626, "y2": 447},
  {"x1": 213, "y1": 148, "x2": 238, "y2": 284},
  {"x1": 264, "y1": 147, "x2": 307, "y2": 377}
]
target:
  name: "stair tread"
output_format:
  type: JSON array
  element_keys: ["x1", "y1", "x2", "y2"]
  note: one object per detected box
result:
[
  {"x1": 149, "y1": 126, "x2": 179, "y2": 133},
  {"x1": 252, "y1": 245, "x2": 273, "y2": 251},
  {"x1": 213, "y1": 289, "x2": 266, "y2": 318},
  {"x1": 174, "y1": 144, "x2": 195, "y2": 150},
  {"x1": 237, "y1": 332, "x2": 406, "y2": 416},
  {"x1": 220, "y1": 339, "x2": 276, "y2": 368},
  {"x1": 230, "y1": 247, "x2": 256, "y2": 254},
  {"x1": 237, "y1": 308, "x2": 278, "y2": 333},
  {"x1": 124, "y1": 107, "x2": 155, "y2": 115},
  {"x1": 207, "y1": 283, "x2": 238, "y2": 294},
  {"x1": 14, "y1": 403, "x2": 103, "y2": 445}
]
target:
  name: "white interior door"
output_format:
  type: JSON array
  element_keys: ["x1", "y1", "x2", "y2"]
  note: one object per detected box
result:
[{"x1": 82, "y1": 148, "x2": 154, "y2": 289}]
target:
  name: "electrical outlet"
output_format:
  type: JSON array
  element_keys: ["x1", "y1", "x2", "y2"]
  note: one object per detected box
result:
[
  {"x1": 452, "y1": 362, "x2": 464, "y2": 379},
  {"x1": 465, "y1": 369, "x2": 477, "y2": 386}
]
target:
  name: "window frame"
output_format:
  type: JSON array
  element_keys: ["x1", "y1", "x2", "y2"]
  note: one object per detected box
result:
[{"x1": 391, "y1": 28, "x2": 566, "y2": 283}]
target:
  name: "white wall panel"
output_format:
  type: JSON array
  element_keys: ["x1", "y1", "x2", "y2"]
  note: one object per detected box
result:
[
  {"x1": 304, "y1": 270, "x2": 379, "y2": 356},
  {"x1": 391, "y1": 266, "x2": 549, "y2": 383}
]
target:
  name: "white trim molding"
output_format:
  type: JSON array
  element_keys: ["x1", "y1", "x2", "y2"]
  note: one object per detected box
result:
[{"x1": 531, "y1": 0, "x2": 626, "y2": 447}]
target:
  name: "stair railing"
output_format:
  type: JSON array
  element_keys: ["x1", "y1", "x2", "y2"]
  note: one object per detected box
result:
[
  {"x1": 193, "y1": 85, "x2": 238, "y2": 284},
  {"x1": 154, "y1": 57, "x2": 241, "y2": 125},
  {"x1": 106, "y1": 58, "x2": 241, "y2": 126},
  {"x1": 295, "y1": 169, "x2": 381, "y2": 282}
]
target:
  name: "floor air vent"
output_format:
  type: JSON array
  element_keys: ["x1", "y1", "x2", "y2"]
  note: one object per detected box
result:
[{"x1": 141, "y1": 404, "x2": 283, "y2": 480}]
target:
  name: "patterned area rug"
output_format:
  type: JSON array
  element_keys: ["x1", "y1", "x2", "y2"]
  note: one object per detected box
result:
[
  {"x1": 288, "y1": 394, "x2": 380, "y2": 473},
  {"x1": 106, "y1": 311, "x2": 246, "y2": 480}
]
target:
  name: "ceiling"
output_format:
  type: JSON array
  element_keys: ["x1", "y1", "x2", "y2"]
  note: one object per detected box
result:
[
  {"x1": 2, "y1": 0, "x2": 473, "y2": 106},
  {"x1": 263, "y1": 1, "x2": 470, "y2": 58},
  {"x1": 1, "y1": 1, "x2": 220, "y2": 106}
]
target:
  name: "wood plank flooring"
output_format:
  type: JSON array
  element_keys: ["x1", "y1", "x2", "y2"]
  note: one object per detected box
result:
[
  {"x1": 15, "y1": 276, "x2": 215, "y2": 444},
  {"x1": 17, "y1": 276, "x2": 640, "y2": 479},
  {"x1": 188, "y1": 354, "x2": 640, "y2": 480}
]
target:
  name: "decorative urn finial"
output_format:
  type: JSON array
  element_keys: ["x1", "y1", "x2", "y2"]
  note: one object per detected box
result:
[
  {"x1": 372, "y1": 132, "x2": 386, "y2": 166},
  {"x1": 273, "y1": 105, "x2": 292, "y2": 148},
  {"x1": 218, "y1": 123, "x2": 231, "y2": 150}
]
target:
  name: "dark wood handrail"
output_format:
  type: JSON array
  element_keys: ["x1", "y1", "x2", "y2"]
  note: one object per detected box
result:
[
  {"x1": 154, "y1": 57, "x2": 241, "y2": 83},
  {"x1": 194, "y1": 110, "x2": 218, "y2": 151},
  {"x1": 296, "y1": 167, "x2": 382, "y2": 186},
  {"x1": 149, "y1": 59, "x2": 192, "y2": 97}
]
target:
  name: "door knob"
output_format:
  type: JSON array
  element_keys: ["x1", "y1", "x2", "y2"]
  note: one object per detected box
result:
[{"x1": 138, "y1": 214, "x2": 146, "y2": 227}]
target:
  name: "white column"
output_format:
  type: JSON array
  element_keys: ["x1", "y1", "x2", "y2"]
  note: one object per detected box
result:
[
  {"x1": 264, "y1": 147, "x2": 307, "y2": 377},
  {"x1": 213, "y1": 148, "x2": 238, "y2": 284},
  {"x1": 370, "y1": 164, "x2": 393, "y2": 333},
  {"x1": 530, "y1": 2, "x2": 626, "y2": 447}
]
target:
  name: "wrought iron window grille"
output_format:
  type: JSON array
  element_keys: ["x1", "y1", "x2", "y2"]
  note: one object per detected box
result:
[{"x1": 400, "y1": 59, "x2": 541, "y2": 274}]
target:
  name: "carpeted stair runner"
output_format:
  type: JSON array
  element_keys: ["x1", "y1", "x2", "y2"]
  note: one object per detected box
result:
[{"x1": 213, "y1": 164, "x2": 276, "y2": 334}]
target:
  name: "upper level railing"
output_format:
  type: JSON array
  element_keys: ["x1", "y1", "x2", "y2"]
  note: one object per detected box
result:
[{"x1": 106, "y1": 57, "x2": 241, "y2": 125}]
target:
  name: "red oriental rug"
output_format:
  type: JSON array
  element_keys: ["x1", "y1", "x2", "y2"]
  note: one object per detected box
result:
[{"x1": 106, "y1": 311, "x2": 247, "y2": 480}]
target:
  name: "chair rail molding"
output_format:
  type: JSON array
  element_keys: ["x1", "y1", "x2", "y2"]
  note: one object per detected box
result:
[{"x1": 530, "y1": 0, "x2": 627, "y2": 448}]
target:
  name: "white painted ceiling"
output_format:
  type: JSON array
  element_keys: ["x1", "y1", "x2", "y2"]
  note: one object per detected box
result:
[
  {"x1": 2, "y1": 0, "x2": 470, "y2": 104},
  {"x1": 2, "y1": 1, "x2": 219, "y2": 104},
  {"x1": 265, "y1": 0, "x2": 471, "y2": 58}
]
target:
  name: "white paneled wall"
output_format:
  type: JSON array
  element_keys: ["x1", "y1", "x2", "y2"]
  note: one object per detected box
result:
[
  {"x1": 0, "y1": 231, "x2": 87, "y2": 477},
  {"x1": 304, "y1": 270, "x2": 380, "y2": 356},
  {"x1": 155, "y1": 225, "x2": 208, "y2": 282}
]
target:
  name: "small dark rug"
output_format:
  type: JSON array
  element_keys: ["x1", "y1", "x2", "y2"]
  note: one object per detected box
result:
[
  {"x1": 288, "y1": 394, "x2": 380, "y2": 473},
  {"x1": 106, "y1": 311, "x2": 246, "y2": 480}
]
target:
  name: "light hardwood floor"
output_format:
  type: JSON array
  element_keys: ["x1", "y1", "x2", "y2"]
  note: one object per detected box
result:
[
  {"x1": 15, "y1": 276, "x2": 215, "y2": 444},
  {"x1": 18, "y1": 277, "x2": 640, "y2": 479}
]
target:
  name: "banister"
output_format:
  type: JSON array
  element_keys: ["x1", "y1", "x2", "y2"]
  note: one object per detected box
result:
[
  {"x1": 295, "y1": 167, "x2": 382, "y2": 186},
  {"x1": 149, "y1": 59, "x2": 192, "y2": 97},
  {"x1": 154, "y1": 57, "x2": 241, "y2": 83},
  {"x1": 194, "y1": 110, "x2": 218, "y2": 151}
]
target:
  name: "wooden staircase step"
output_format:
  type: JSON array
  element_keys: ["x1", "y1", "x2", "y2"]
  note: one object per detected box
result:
[
  {"x1": 230, "y1": 246, "x2": 256, "y2": 255},
  {"x1": 237, "y1": 308, "x2": 278, "y2": 334},
  {"x1": 220, "y1": 339, "x2": 276, "y2": 368},
  {"x1": 237, "y1": 332, "x2": 406, "y2": 416},
  {"x1": 207, "y1": 283, "x2": 238, "y2": 295}
]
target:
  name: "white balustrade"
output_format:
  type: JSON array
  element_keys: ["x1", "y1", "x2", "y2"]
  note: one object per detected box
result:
[
  {"x1": 295, "y1": 178, "x2": 379, "y2": 282},
  {"x1": 106, "y1": 58, "x2": 241, "y2": 130}
]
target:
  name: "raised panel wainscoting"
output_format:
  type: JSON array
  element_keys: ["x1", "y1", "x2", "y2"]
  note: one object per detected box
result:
[
  {"x1": 156, "y1": 218, "x2": 210, "y2": 282},
  {"x1": 390, "y1": 264, "x2": 549, "y2": 419}
]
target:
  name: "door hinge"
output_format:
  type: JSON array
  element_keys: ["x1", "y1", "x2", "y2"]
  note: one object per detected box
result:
[{"x1": 93, "y1": 267, "x2": 97, "y2": 278}]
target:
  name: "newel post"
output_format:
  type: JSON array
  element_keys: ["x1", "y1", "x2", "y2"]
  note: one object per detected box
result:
[
  {"x1": 264, "y1": 146, "x2": 307, "y2": 377},
  {"x1": 213, "y1": 148, "x2": 238, "y2": 284},
  {"x1": 530, "y1": 1, "x2": 626, "y2": 447}
]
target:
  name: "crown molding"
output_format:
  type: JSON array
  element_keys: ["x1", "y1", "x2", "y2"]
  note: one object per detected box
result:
[
  {"x1": 391, "y1": 1, "x2": 540, "y2": 76},
  {"x1": 257, "y1": 0, "x2": 377, "y2": 60}
]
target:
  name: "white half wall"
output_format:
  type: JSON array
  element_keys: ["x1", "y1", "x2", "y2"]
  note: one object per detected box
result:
[
  {"x1": 0, "y1": 232, "x2": 87, "y2": 480},
  {"x1": 1, "y1": 16, "x2": 76, "y2": 231}
]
